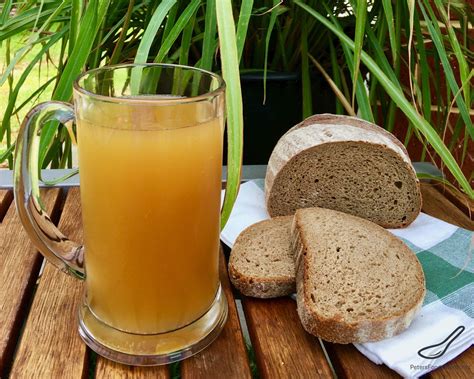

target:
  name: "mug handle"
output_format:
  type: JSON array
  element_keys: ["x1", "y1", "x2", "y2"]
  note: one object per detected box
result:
[{"x1": 14, "y1": 101, "x2": 85, "y2": 279}]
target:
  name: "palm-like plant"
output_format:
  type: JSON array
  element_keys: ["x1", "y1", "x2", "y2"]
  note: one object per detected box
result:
[{"x1": 0, "y1": 0, "x2": 473, "y2": 222}]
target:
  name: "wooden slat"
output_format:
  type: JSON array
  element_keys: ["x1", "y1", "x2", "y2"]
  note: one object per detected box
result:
[
  {"x1": 242, "y1": 297, "x2": 333, "y2": 379},
  {"x1": 10, "y1": 188, "x2": 87, "y2": 378},
  {"x1": 95, "y1": 360, "x2": 170, "y2": 378},
  {"x1": 427, "y1": 347, "x2": 474, "y2": 379},
  {"x1": 420, "y1": 183, "x2": 474, "y2": 230},
  {"x1": 431, "y1": 182, "x2": 473, "y2": 219},
  {"x1": 181, "y1": 248, "x2": 252, "y2": 379},
  {"x1": 0, "y1": 189, "x2": 61, "y2": 377},
  {"x1": 323, "y1": 343, "x2": 399, "y2": 378},
  {"x1": 0, "y1": 190, "x2": 13, "y2": 222}
]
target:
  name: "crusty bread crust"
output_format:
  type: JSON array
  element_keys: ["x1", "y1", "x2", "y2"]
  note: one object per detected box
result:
[
  {"x1": 265, "y1": 114, "x2": 422, "y2": 228},
  {"x1": 228, "y1": 217, "x2": 296, "y2": 298},
  {"x1": 229, "y1": 263, "x2": 295, "y2": 298},
  {"x1": 292, "y1": 208, "x2": 426, "y2": 344}
]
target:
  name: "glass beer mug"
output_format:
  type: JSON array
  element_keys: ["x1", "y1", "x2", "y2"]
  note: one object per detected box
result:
[{"x1": 14, "y1": 64, "x2": 228, "y2": 365}]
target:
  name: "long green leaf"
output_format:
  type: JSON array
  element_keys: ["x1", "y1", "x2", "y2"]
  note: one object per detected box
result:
[
  {"x1": 200, "y1": 0, "x2": 217, "y2": 70},
  {"x1": 351, "y1": 0, "x2": 367, "y2": 108},
  {"x1": 0, "y1": 143, "x2": 15, "y2": 164},
  {"x1": 295, "y1": 0, "x2": 473, "y2": 198},
  {"x1": 69, "y1": 0, "x2": 83, "y2": 54},
  {"x1": 161, "y1": 1, "x2": 178, "y2": 44},
  {"x1": 413, "y1": 10, "x2": 431, "y2": 123},
  {"x1": 216, "y1": 0, "x2": 243, "y2": 229},
  {"x1": 178, "y1": 10, "x2": 196, "y2": 67},
  {"x1": 432, "y1": 0, "x2": 470, "y2": 111},
  {"x1": 263, "y1": 1, "x2": 279, "y2": 104},
  {"x1": 154, "y1": 0, "x2": 201, "y2": 63},
  {"x1": 328, "y1": 39, "x2": 344, "y2": 114},
  {"x1": 381, "y1": 0, "x2": 396, "y2": 65},
  {"x1": 236, "y1": 0, "x2": 254, "y2": 63},
  {"x1": 419, "y1": 1, "x2": 472, "y2": 138},
  {"x1": 109, "y1": 0, "x2": 136, "y2": 65},
  {"x1": 323, "y1": 2, "x2": 373, "y2": 121},
  {"x1": 0, "y1": 0, "x2": 13, "y2": 26},
  {"x1": 301, "y1": 23, "x2": 312, "y2": 118},
  {"x1": 134, "y1": 0, "x2": 176, "y2": 64}
]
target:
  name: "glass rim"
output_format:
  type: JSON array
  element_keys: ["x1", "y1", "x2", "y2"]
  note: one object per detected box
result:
[{"x1": 73, "y1": 63, "x2": 225, "y2": 105}]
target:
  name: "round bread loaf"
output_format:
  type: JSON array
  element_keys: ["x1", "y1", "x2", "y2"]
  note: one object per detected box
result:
[{"x1": 265, "y1": 114, "x2": 422, "y2": 228}]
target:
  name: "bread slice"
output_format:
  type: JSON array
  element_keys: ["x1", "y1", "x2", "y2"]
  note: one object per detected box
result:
[
  {"x1": 229, "y1": 216, "x2": 295, "y2": 298},
  {"x1": 292, "y1": 207, "x2": 425, "y2": 344},
  {"x1": 265, "y1": 114, "x2": 422, "y2": 228}
]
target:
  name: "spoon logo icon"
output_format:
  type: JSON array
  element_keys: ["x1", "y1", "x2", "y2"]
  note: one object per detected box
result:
[{"x1": 417, "y1": 326, "x2": 465, "y2": 360}]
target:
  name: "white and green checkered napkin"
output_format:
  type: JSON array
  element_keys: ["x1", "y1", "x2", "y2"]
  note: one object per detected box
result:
[{"x1": 221, "y1": 180, "x2": 473, "y2": 378}]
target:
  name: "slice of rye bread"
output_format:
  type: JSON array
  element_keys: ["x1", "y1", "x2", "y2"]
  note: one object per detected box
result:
[
  {"x1": 229, "y1": 216, "x2": 295, "y2": 298},
  {"x1": 265, "y1": 114, "x2": 422, "y2": 228},
  {"x1": 292, "y1": 207, "x2": 425, "y2": 344}
]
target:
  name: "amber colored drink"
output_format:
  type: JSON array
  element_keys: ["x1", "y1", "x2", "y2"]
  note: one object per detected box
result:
[{"x1": 77, "y1": 100, "x2": 223, "y2": 334}]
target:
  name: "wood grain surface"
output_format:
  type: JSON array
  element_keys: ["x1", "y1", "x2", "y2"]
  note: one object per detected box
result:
[
  {"x1": 181, "y1": 248, "x2": 252, "y2": 379},
  {"x1": 242, "y1": 296, "x2": 334, "y2": 379},
  {"x1": 323, "y1": 343, "x2": 399, "y2": 378},
  {"x1": 430, "y1": 182, "x2": 473, "y2": 219},
  {"x1": 0, "y1": 190, "x2": 13, "y2": 222},
  {"x1": 10, "y1": 188, "x2": 88, "y2": 378},
  {"x1": 95, "y1": 359, "x2": 170, "y2": 379},
  {"x1": 0, "y1": 189, "x2": 61, "y2": 377},
  {"x1": 420, "y1": 183, "x2": 474, "y2": 230},
  {"x1": 427, "y1": 346, "x2": 474, "y2": 379}
]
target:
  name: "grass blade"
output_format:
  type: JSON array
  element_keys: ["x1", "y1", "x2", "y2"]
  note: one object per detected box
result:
[
  {"x1": 161, "y1": 1, "x2": 178, "y2": 44},
  {"x1": 69, "y1": 0, "x2": 83, "y2": 55},
  {"x1": 154, "y1": 0, "x2": 201, "y2": 63},
  {"x1": 351, "y1": 0, "x2": 367, "y2": 109},
  {"x1": 263, "y1": 1, "x2": 280, "y2": 104},
  {"x1": 322, "y1": 2, "x2": 373, "y2": 121},
  {"x1": 110, "y1": 0, "x2": 135, "y2": 65},
  {"x1": 381, "y1": 0, "x2": 396, "y2": 65},
  {"x1": 328, "y1": 39, "x2": 344, "y2": 114},
  {"x1": 178, "y1": 11, "x2": 196, "y2": 67},
  {"x1": 0, "y1": 143, "x2": 15, "y2": 165},
  {"x1": 236, "y1": 0, "x2": 254, "y2": 63},
  {"x1": 200, "y1": 0, "x2": 217, "y2": 70},
  {"x1": 216, "y1": 0, "x2": 243, "y2": 228},
  {"x1": 0, "y1": 0, "x2": 13, "y2": 26},
  {"x1": 419, "y1": 1, "x2": 472, "y2": 138},
  {"x1": 134, "y1": 0, "x2": 176, "y2": 64},
  {"x1": 301, "y1": 22, "x2": 312, "y2": 118},
  {"x1": 413, "y1": 11, "x2": 431, "y2": 123},
  {"x1": 432, "y1": 0, "x2": 470, "y2": 112}
]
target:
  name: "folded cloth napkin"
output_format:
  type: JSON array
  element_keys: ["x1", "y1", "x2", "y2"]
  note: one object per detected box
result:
[{"x1": 221, "y1": 180, "x2": 473, "y2": 378}]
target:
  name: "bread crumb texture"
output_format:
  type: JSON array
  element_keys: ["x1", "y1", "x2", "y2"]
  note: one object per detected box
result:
[
  {"x1": 229, "y1": 216, "x2": 296, "y2": 298},
  {"x1": 293, "y1": 207, "x2": 425, "y2": 344},
  {"x1": 266, "y1": 115, "x2": 422, "y2": 228}
]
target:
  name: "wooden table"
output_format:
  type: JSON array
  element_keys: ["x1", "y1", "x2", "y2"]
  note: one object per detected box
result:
[{"x1": 1, "y1": 183, "x2": 473, "y2": 378}]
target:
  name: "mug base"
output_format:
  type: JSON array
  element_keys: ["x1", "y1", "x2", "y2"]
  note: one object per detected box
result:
[{"x1": 78, "y1": 285, "x2": 228, "y2": 366}]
